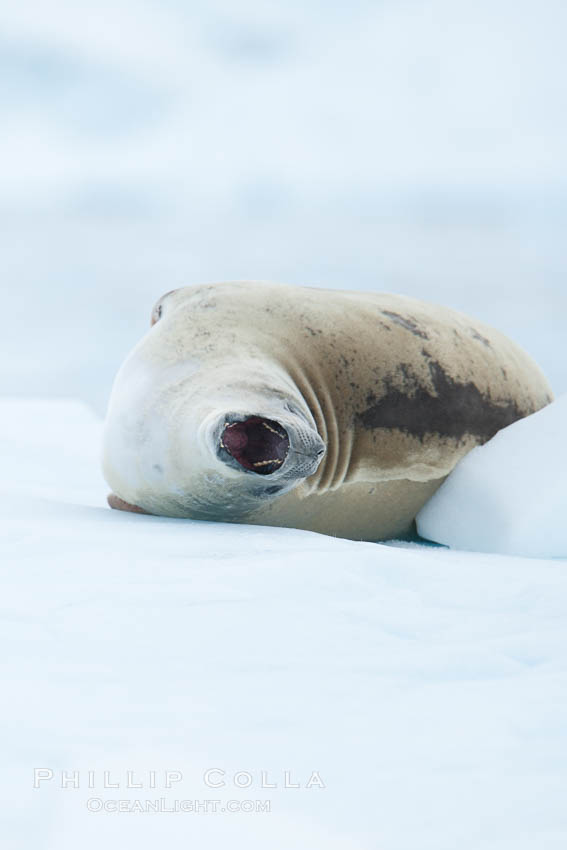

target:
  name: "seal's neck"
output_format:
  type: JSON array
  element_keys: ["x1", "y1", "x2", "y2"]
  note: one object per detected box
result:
[{"x1": 279, "y1": 355, "x2": 354, "y2": 494}]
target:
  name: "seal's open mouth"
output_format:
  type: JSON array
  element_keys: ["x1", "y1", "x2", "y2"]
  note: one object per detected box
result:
[{"x1": 220, "y1": 416, "x2": 290, "y2": 475}]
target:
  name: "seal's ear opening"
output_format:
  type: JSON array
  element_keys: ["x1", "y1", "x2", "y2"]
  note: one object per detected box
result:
[{"x1": 220, "y1": 417, "x2": 290, "y2": 475}]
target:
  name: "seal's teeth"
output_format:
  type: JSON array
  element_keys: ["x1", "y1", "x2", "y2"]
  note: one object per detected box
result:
[
  {"x1": 262, "y1": 421, "x2": 287, "y2": 439},
  {"x1": 252, "y1": 458, "x2": 284, "y2": 467}
]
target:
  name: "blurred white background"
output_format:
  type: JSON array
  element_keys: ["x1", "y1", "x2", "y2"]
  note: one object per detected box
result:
[{"x1": 2, "y1": 0, "x2": 566, "y2": 413}]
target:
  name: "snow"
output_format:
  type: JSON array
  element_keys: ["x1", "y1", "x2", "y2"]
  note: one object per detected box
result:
[
  {"x1": 3, "y1": 397, "x2": 567, "y2": 849},
  {"x1": 417, "y1": 395, "x2": 567, "y2": 559}
]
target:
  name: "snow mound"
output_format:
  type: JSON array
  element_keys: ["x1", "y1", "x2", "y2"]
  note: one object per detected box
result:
[
  {"x1": 417, "y1": 394, "x2": 567, "y2": 558},
  {"x1": 3, "y1": 397, "x2": 567, "y2": 849}
]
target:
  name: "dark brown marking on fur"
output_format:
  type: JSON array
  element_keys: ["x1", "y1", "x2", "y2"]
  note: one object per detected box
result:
[
  {"x1": 397, "y1": 363, "x2": 413, "y2": 383},
  {"x1": 357, "y1": 360, "x2": 528, "y2": 441},
  {"x1": 469, "y1": 327, "x2": 491, "y2": 347},
  {"x1": 381, "y1": 310, "x2": 429, "y2": 340}
]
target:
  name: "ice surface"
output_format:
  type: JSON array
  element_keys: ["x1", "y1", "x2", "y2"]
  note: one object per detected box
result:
[
  {"x1": 2, "y1": 398, "x2": 567, "y2": 849},
  {"x1": 417, "y1": 395, "x2": 567, "y2": 558}
]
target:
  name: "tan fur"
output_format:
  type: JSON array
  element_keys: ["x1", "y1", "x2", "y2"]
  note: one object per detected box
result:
[{"x1": 104, "y1": 281, "x2": 553, "y2": 540}]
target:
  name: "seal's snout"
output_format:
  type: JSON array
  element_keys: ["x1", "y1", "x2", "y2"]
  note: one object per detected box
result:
[{"x1": 220, "y1": 416, "x2": 290, "y2": 475}]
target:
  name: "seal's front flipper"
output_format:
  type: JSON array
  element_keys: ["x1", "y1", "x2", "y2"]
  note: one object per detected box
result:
[{"x1": 107, "y1": 493, "x2": 149, "y2": 514}]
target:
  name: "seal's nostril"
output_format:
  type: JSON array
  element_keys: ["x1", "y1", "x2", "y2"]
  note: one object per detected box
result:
[{"x1": 220, "y1": 416, "x2": 290, "y2": 475}]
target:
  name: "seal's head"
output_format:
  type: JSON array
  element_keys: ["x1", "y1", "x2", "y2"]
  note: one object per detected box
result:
[{"x1": 102, "y1": 289, "x2": 325, "y2": 520}]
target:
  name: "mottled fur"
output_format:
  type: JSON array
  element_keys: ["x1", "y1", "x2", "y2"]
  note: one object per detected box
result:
[{"x1": 103, "y1": 281, "x2": 552, "y2": 540}]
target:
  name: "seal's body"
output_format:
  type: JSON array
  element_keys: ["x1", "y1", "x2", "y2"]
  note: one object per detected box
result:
[{"x1": 103, "y1": 281, "x2": 553, "y2": 540}]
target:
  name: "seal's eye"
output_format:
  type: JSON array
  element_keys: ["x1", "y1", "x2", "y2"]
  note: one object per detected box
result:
[
  {"x1": 150, "y1": 304, "x2": 163, "y2": 326},
  {"x1": 150, "y1": 289, "x2": 178, "y2": 326},
  {"x1": 220, "y1": 417, "x2": 290, "y2": 475}
]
